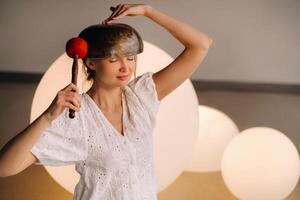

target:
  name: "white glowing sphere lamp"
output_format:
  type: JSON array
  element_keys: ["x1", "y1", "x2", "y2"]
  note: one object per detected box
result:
[
  {"x1": 186, "y1": 105, "x2": 239, "y2": 172},
  {"x1": 221, "y1": 127, "x2": 300, "y2": 200}
]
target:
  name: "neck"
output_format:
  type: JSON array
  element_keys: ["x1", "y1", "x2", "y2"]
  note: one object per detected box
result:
[{"x1": 87, "y1": 81, "x2": 123, "y2": 111}]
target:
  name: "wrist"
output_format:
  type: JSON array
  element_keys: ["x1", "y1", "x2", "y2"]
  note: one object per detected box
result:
[
  {"x1": 144, "y1": 5, "x2": 154, "y2": 17},
  {"x1": 41, "y1": 111, "x2": 54, "y2": 124}
]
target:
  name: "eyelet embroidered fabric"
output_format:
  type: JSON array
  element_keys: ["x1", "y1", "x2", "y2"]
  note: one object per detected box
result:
[{"x1": 30, "y1": 72, "x2": 160, "y2": 200}]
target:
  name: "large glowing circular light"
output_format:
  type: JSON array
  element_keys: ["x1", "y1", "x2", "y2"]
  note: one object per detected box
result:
[
  {"x1": 186, "y1": 105, "x2": 239, "y2": 172},
  {"x1": 30, "y1": 41, "x2": 199, "y2": 193},
  {"x1": 221, "y1": 127, "x2": 300, "y2": 200}
]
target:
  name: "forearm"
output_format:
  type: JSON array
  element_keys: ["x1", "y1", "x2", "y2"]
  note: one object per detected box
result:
[
  {"x1": 0, "y1": 111, "x2": 52, "y2": 176},
  {"x1": 145, "y1": 5, "x2": 211, "y2": 49}
]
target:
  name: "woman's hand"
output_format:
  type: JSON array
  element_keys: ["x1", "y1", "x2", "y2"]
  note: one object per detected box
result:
[
  {"x1": 43, "y1": 83, "x2": 81, "y2": 122},
  {"x1": 102, "y1": 3, "x2": 150, "y2": 24}
]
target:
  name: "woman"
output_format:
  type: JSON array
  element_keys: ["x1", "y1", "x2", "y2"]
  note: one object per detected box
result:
[{"x1": 0, "y1": 3, "x2": 212, "y2": 200}]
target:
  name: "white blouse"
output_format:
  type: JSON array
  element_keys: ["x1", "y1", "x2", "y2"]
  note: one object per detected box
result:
[{"x1": 30, "y1": 72, "x2": 161, "y2": 200}]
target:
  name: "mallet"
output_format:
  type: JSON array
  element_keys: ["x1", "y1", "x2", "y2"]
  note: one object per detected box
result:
[{"x1": 65, "y1": 37, "x2": 88, "y2": 119}]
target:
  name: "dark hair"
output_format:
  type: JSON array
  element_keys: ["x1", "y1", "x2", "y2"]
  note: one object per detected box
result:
[{"x1": 78, "y1": 23, "x2": 143, "y2": 81}]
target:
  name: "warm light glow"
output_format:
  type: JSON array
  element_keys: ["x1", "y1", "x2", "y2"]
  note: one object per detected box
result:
[
  {"x1": 221, "y1": 127, "x2": 300, "y2": 200},
  {"x1": 30, "y1": 41, "x2": 199, "y2": 193},
  {"x1": 186, "y1": 106, "x2": 239, "y2": 172}
]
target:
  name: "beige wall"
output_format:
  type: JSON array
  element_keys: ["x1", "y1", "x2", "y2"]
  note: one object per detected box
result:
[{"x1": 0, "y1": 0, "x2": 299, "y2": 84}]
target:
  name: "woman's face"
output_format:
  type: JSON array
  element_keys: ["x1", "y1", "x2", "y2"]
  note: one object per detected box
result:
[{"x1": 89, "y1": 54, "x2": 137, "y2": 87}]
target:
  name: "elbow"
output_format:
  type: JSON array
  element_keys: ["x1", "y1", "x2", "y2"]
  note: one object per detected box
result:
[
  {"x1": 201, "y1": 36, "x2": 213, "y2": 50},
  {"x1": 0, "y1": 160, "x2": 17, "y2": 178},
  {"x1": 188, "y1": 36, "x2": 213, "y2": 51},
  {"x1": 0, "y1": 160, "x2": 5, "y2": 177},
  {"x1": 0, "y1": 165, "x2": 9, "y2": 178},
  {"x1": 0, "y1": 168, "x2": 18, "y2": 178},
  {"x1": 0, "y1": 166, "x2": 9, "y2": 178},
  {"x1": 207, "y1": 36, "x2": 213, "y2": 49}
]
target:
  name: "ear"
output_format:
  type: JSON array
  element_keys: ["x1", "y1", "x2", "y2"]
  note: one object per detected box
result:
[{"x1": 85, "y1": 58, "x2": 96, "y2": 70}]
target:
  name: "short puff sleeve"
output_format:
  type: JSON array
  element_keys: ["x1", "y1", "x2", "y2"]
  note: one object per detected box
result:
[
  {"x1": 128, "y1": 72, "x2": 161, "y2": 118},
  {"x1": 30, "y1": 106, "x2": 88, "y2": 166}
]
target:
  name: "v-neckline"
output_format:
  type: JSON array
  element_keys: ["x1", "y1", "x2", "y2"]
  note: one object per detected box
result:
[{"x1": 84, "y1": 91, "x2": 126, "y2": 137}]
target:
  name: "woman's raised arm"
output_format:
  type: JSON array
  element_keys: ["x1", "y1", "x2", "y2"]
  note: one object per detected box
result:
[
  {"x1": 145, "y1": 5, "x2": 213, "y2": 100},
  {"x1": 104, "y1": 4, "x2": 213, "y2": 100}
]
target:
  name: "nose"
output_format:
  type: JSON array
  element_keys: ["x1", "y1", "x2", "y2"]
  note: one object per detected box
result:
[{"x1": 119, "y1": 57, "x2": 129, "y2": 72}]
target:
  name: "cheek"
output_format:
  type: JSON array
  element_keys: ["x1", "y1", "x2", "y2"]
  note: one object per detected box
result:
[
  {"x1": 97, "y1": 64, "x2": 116, "y2": 75},
  {"x1": 129, "y1": 62, "x2": 137, "y2": 71}
]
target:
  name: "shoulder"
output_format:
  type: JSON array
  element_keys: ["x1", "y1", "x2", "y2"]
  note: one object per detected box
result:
[
  {"x1": 125, "y1": 72, "x2": 160, "y2": 115},
  {"x1": 127, "y1": 72, "x2": 156, "y2": 93}
]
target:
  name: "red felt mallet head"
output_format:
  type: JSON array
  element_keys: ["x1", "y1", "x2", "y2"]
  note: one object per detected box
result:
[
  {"x1": 66, "y1": 37, "x2": 88, "y2": 59},
  {"x1": 65, "y1": 37, "x2": 88, "y2": 119}
]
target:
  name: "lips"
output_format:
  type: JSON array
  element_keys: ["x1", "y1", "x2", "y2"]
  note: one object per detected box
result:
[{"x1": 117, "y1": 75, "x2": 128, "y2": 81}]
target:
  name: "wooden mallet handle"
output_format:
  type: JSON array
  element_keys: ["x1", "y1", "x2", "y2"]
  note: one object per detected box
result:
[{"x1": 69, "y1": 54, "x2": 78, "y2": 118}]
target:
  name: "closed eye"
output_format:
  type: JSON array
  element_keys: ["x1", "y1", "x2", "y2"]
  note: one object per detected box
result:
[
  {"x1": 109, "y1": 59, "x2": 118, "y2": 63},
  {"x1": 109, "y1": 57, "x2": 135, "y2": 63}
]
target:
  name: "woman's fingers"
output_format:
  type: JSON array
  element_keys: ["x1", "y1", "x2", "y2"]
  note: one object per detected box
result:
[
  {"x1": 111, "y1": 4, "x2": 127, "y2": 19},
  {"x1": 103, "y1": 4, "x2": 131, "y2": 24},
  {"x1": 111, "y1": 9, "x2": 128, "y2": 20},
  {"x1": 107, "y1": 4, "x2": 123, "y2": 21},
  {"x1": 103, "y1": 4, "x2": 147, "y2": 24},
  {"x1": 110, "y1": 6, "x2": 116, "y2": 11},
  {"x1": 46, "y1": 83, "x2": 81, "y2": 121},
  {"x1": 65, "y1": 93, "x2": 81, "y2": 108},
  {"x1": 105, "y1": 9, "x2": 126, "y2": 24},
  {"x1": 63, "y1": 101, "x2": 80, "y2": 112},
  {"x1": 58, "y1": 84, "x2": 81, "y2": 108},
  {"x1": 61, "y1": 83, "x2": 79, "y2": 93},
  {"x1": 69, "y1": 83, "x2": 79, "y2": 93}
]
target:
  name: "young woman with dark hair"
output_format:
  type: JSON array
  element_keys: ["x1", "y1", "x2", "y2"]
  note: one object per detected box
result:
[{"x1": 0, "y1": 3, "x2": 212, "y2": 200}]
